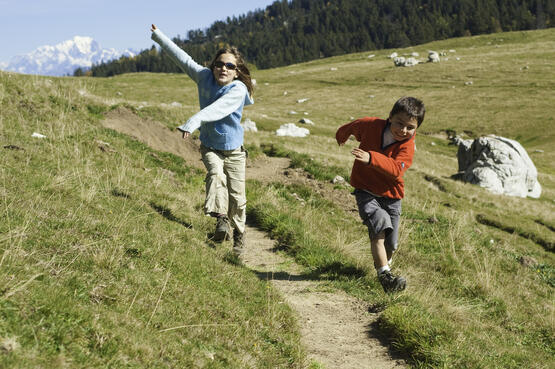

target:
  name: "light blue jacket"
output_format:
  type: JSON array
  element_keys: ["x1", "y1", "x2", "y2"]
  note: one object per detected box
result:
[{"x1": 151, "y1": 29, "x2": 253, "y2": 151}]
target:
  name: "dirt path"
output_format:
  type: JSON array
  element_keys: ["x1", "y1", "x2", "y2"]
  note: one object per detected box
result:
[
  {"x1": 243, "y1": 226, "x2": 406, "y2": 368},
  {"x1": 101, "y1": 108, "x2": 407, "y2": 368}
]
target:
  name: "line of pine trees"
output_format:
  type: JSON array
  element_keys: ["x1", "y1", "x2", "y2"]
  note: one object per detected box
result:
[{"x1": 79, "y1": 0, "x2": 553, "y2": 77}]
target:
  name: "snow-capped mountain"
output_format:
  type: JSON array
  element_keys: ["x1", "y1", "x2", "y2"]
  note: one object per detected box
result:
[{"x1": 1, "y1": 36, "x2": 135, "y2": 76}]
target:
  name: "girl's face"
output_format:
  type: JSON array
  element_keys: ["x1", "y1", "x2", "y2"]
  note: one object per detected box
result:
[
  {"x1": 389, "y1": 112, "x2": 418, "y2": 141},
  {"x1": 213, "y1": 53, "x2": 238, "y2": 86}
]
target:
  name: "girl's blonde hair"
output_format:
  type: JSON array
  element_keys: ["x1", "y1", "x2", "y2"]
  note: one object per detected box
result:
[{"x1": 210, "y1": 47, "x2": 254, "y2": 97}]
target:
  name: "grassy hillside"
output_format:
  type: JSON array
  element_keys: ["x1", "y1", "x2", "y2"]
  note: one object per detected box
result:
[
  {"x1": 0, "y1": 77, "x2": 304, "y2": 367},
  {"x1": 1, "y1": 28, "x2": 554, "y2": 367}
]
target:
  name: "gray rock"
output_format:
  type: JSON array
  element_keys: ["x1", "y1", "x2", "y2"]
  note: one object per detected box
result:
[
  {"x1": 519, "y1": 256, "x2": 538, "y2": 268},
  {"x1": 428, "y1": 51, "x2": 440, "y2": 63},
  {"x1": 241, "y1": 118, "x2": 258, "y2": 132},
  {"x1": 276, "y1": 123, "x2": 310, "y2": 137},
  {"x1": 332, "y1": 175, "x2": 345, "y2": 184},
  {"x1": 393, "y1": 56, "x2": 405, "y2": 66},
  {"x1": 298, "y1": 118, "x2": 314, "y2": 125},
  {"x1": 453, "y1": 135, "x2": 541, "y2": 198}
]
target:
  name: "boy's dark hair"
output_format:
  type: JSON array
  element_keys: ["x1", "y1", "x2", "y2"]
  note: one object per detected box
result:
[
  {"x1": 210, "y1": 47, "x2": 254, "y2": 98},
  {"x1": 389, "y1": 96, "x2": 425, "y2": 127}
]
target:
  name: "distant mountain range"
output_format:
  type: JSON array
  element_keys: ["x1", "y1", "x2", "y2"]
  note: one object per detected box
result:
[{"x1": 0, "y1": 36, "x2": 135, "y2": 76}]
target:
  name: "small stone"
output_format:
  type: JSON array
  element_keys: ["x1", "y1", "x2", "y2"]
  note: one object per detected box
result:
[
  {"x1": 332, "y1": 175, "x2": 345, "y2": 184},
  {"x1": 519, "y1": 256, "x2": 538, "y2": 268},
  {"x1": 298, "y1": 118, "x2": 314, "y2": 125},
  {"x1": 0, "y1": 337, "x2": 19, "y2": 353}
]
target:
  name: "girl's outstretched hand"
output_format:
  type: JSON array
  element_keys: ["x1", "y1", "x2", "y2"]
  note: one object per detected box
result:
[{"x1": 151, "y1": 24, "x2": 157, "y2": 32}]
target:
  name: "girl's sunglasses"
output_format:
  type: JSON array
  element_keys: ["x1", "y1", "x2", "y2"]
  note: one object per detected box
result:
[{"x1": 214, "y1": 61, "x2": 237, "y2": 70}]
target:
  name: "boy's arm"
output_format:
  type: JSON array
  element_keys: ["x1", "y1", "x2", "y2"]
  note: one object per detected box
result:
[
  {"x1": 369, "y1": 141, "x2": 415, "y2": 179},
  {"x1": 177, "y1": 82, "x2": 248, "y2": 133},
  {"x1": 336, "y1": 119, "x2": 363, "y2": 145},
  {"x1": 151, "y1": 27, "x2": 205, "y2": 83}
]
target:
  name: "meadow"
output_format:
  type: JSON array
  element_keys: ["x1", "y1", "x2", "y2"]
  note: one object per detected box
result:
[{"x1": 1, "y1": 28, "x2": 554, "y2": 368}]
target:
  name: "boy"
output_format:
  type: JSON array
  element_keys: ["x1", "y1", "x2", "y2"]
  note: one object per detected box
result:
[{"x1": 336, "y1": 96, "x2": 425, "y2": 293}]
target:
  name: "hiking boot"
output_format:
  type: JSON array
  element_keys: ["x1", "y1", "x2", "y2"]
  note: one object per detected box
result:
[
  {"x1": 213, "y1": 216, "x2": 231, "y2": 242},
  {"x1": 378, "y1": 270, "x2": 406, "y2": 293},
  {"x1": 233, "y1": 231, "x2": 245, "y2": 255}
]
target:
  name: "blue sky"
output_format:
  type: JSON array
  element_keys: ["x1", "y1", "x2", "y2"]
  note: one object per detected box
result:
[{"x1": 0, "y1": 0, "x2": 275, "y2": 63}]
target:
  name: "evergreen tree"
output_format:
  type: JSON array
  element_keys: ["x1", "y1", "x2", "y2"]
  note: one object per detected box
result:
[{"x1": 87, "y1": 0, "x2": 554, "y2": 77}]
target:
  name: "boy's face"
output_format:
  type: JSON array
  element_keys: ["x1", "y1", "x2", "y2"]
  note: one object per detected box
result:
[{"x1": 389, "y1": 112, "x2": 418, "y2": 141}]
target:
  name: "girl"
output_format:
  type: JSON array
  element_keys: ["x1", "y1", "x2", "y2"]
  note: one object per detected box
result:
[{"x1": 150, "y1": 24, "x2": 254, "y2": 254}]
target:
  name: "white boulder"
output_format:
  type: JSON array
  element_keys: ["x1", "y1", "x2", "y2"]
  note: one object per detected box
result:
[
  {"x1": 394, "y1": 56, "x2": 418, "y2": 67},
  {"x1": 393, "y1": 56, "x2": 405, "y2": 66},
  {"x1": 241, "y1": 118, "x2": 258, "y2": 132},
  {"x1": 276, "y1": 123, "x2": 310, "y2": 138},
  {"x1": 428, "y1": 51, "x2": 440, "y2": 63},
  {"x1": 453, "y1": 135, "x2": 541, "y2": 198},
  {"x1": 405, "y1": 57, "x2": 419, "y2": 66}
]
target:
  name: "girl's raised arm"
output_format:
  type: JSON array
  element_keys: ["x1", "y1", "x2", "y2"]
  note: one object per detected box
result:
[{"x1": 150, "y1": 24, "x2": 206, "y2": 83}]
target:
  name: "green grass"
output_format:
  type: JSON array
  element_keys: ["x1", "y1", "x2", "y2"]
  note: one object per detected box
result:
[
  {"x1": 0, "y1": 73, "x2": 304, "y2": 368},
  {"x1": 260, "y1": 143, "x2": 350, "y2": 182},
  {"x1": 2, "y1": 28, "x2": 555, "y2": 368}
]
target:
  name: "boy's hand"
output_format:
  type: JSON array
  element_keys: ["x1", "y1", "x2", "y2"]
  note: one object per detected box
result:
[
  {"x1": 182, "y1": 131, "x2": 191, "y2": 139},
  {"x1": 351, "y1": 148, "x2": 370, "y2": 164},
  {"x1": 151, "y1": 24, "x2": 157, "y2": 32}
]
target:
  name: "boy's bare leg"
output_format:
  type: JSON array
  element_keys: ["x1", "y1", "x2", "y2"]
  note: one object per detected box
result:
[
  {"x1": 372, "y1": 231, "x2": 406, "y2": 292},
  {"x1": 371, "y1": 231, "x2": 389, "y2": 269}
]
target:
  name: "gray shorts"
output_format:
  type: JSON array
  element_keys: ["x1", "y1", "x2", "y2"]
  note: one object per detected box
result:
[{"x1": 353, "y1": 189, "x2": 401, "y2": 252}]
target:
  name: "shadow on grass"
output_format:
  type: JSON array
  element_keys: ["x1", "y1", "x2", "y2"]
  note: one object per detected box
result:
[
  {"x1": 366, "y1": 320, "x2": 411, "y2": 365},
  {"x1": 206, "y1": 233, "x2": 231, "y2": 249},
  {"x1": 237, "y1": 263, "x2": 363, "y2": 284},
  {"x1": 477, "y1": 214, "x2": 554, "y2": 252},
  {"x1": 252, "y1": 270, "x2": 313, "y2": 282},
  {"x1": 150, "y1": 202, "x2": 193, "y2": 229},
  {"x1": 111, "y1": 188, "x2": 131, "y2": 199},
  {"x1": 306, "y1": 261, "x2": 367, "y2": 281}
]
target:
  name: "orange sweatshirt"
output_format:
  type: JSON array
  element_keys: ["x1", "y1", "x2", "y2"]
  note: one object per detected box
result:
[{"x1": 336, "y1": 117, "x2": 415, "y2": 199}]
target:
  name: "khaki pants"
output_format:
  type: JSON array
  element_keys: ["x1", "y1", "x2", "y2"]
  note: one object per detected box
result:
[{"x1": 200, "y1": 144, "x2": 247, "y2": 234}]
